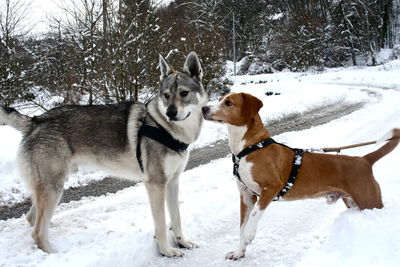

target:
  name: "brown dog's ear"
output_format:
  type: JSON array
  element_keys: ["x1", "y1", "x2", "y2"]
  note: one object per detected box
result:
[{"x1": 241, "y1": 93, "x2": 263, "y2": 120}]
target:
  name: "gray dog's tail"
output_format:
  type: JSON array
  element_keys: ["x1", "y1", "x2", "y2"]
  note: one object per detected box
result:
[{"x1": 0, "y1": 106, "x2": 33, "y2": 133}]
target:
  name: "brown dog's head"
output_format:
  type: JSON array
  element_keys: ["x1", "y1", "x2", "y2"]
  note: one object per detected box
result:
[{"x1": 202, "y1": 93, "x2": 263, "y2": 126}]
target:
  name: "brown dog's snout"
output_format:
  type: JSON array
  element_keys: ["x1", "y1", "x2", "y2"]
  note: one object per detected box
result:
[
  {"x1": 202, "y1": 106, "x2": 213, "y2": 121},
  {"x1": 202, "y1": 106, "x2": 210, "y2": 115}
]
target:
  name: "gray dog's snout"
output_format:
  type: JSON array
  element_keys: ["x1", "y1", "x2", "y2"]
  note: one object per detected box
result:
[{"x1": 166, "y1": 105, "x2": 178, "y2": 119}]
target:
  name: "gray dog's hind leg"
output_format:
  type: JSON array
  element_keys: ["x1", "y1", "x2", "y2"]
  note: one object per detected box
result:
[
  {"x1": 22, "y1": 152, "x2": 68, "y2": 253},
  {"x1": 26, "y1": 204, "x2": 36, "y2": 226},
  {"x1": 31, "y1": 184, "x2": 63, "y2": 253}
]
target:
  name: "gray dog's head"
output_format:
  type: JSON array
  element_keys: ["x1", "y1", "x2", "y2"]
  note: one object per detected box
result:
[{"x1": 158, "y1": 52, "x2": 208, "y2": 121}]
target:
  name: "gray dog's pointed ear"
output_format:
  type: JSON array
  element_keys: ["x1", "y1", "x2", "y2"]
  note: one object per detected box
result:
[
  {"x1": 159, "y1": 54, "x2": 172, "y2": 81},
  {"x1": 183, "y1": 52, "x2": 203, "y2": 81}
]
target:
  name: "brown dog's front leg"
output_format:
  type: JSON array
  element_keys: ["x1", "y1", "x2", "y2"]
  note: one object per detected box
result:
[{"x1": 226, "y1": 187, "x2": 278, "y2": 260}]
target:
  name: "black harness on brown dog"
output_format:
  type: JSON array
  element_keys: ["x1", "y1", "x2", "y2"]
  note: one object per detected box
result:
[{"x1": 232, "y1": 138, "x2": 304, "y2": 201}]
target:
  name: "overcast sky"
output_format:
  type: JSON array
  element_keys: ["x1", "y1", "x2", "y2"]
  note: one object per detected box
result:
[
  {"x1": 30, "y1": 0, "x2": 62, "y2": 34},
  {"x1": 27, "y1": 0, "x2": 171, "y2": 35}
]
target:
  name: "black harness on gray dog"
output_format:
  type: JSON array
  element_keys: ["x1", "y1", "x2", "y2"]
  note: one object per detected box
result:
[
  {"x1": 232, "y1": 138, "x2": 304, "y2": 201},
  {"x1": 136, "y1": 119, "x2": 189, "y2": 173}
]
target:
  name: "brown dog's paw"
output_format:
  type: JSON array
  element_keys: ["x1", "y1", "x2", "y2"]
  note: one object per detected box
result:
[{"x1": 225, "y1": 250, "x2": 245, "y2": 260}]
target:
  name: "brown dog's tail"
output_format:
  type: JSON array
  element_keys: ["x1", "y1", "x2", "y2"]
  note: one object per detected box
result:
[{"x1": 363, "y1": 128, "x2": 400, "y2": 165}]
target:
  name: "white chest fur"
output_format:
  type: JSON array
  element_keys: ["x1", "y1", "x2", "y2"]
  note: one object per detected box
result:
[
  {"x1": 237, "y1": 158, "x2": 261, "y2": 195},
  {"x1": 227, "y1": 124, "x2": 261, "y2": 195},
  {"x1": 227, "y1": 125, "x2": 247, "y2": 155},
  {"x1": 163, "y1": 152, "x2": 189, "y2": 179}
]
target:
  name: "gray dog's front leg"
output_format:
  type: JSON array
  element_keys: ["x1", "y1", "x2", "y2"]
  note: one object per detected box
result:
[
  {"x1": 166, "y1": 177, "x2": 198, "y2": 249},
  {"x1": 145, "y1": 180, "x2": 184, "y2": 257}
]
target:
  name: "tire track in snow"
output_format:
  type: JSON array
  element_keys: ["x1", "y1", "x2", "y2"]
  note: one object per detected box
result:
[{"x1": 144, "y1": 181, "x2": 345, "y2": 266}]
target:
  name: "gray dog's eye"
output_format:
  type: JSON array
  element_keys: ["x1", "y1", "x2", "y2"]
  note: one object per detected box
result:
[
  {"x1": 180, "y1": 91, "x2": 189, "y2": 97},
  {"x1": 164, "y1": 93, "x2": 170, "y2": 99}
]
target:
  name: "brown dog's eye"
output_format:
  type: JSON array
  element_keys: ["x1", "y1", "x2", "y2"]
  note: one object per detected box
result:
[
  {"x1": 225, "y1": 100, "x2": 232, "y2": 106},
  {"x1": 164, "y1": 93, "x2": 170, "y2": 100},
  {"x1": 180, "y1": 91, "x2": 189, "y2": 97}
]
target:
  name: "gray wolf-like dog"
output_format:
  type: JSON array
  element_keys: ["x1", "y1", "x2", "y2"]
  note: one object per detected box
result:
[{"x1": 0, "y1": 52, "x2": 208, "y2": 256}]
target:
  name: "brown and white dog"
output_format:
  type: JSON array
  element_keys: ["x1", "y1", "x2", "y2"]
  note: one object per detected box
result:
[{"x1": 202, "y1": 92, "x2": 400, "y2": 260}]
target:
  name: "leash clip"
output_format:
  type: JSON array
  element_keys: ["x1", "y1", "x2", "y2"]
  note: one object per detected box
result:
[{"x1": 305, "y1": 148, "x2": 324, "y2": 153}]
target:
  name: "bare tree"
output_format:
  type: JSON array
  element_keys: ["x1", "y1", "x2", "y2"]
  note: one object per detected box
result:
[
  {"x1": 0, "y1": 0, "x2": 33, "y2": 105},
  {"x1": 50, "y1": 0, "x2": 104, "y2": 104},
  {"x1": 0, "y1": 0, "x2": 32, "y2": 41}
]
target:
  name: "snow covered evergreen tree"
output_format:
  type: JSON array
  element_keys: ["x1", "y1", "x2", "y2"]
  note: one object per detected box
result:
[
  {"x1": 158, "y1": 0, "x2": 229, "y2": 97},
  {"x1": 110, "y1": 0, "x2": 160, "y2": 102}
]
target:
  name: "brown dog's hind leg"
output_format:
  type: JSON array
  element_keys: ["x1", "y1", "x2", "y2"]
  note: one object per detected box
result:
[
  {"x1": 342, "y1": 197, "x2": 358, "y2": 209},
  {"x1": 345, "y1": 177, "x2": 383, "y2": 210}
]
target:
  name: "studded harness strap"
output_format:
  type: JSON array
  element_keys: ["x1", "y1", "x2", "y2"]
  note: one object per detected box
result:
[{"x1": 232, "y1": 138, "x2": 304, "y2": 201}]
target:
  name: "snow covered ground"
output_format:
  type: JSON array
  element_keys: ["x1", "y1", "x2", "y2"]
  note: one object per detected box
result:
[{"x1": 1, "y1": 60, "x2": 400, "y2": 266}]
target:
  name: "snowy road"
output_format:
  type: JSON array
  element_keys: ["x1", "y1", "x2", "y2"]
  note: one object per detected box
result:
[{"x1": 1, "y1": 62, "x2": 400, "y2": 266}]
